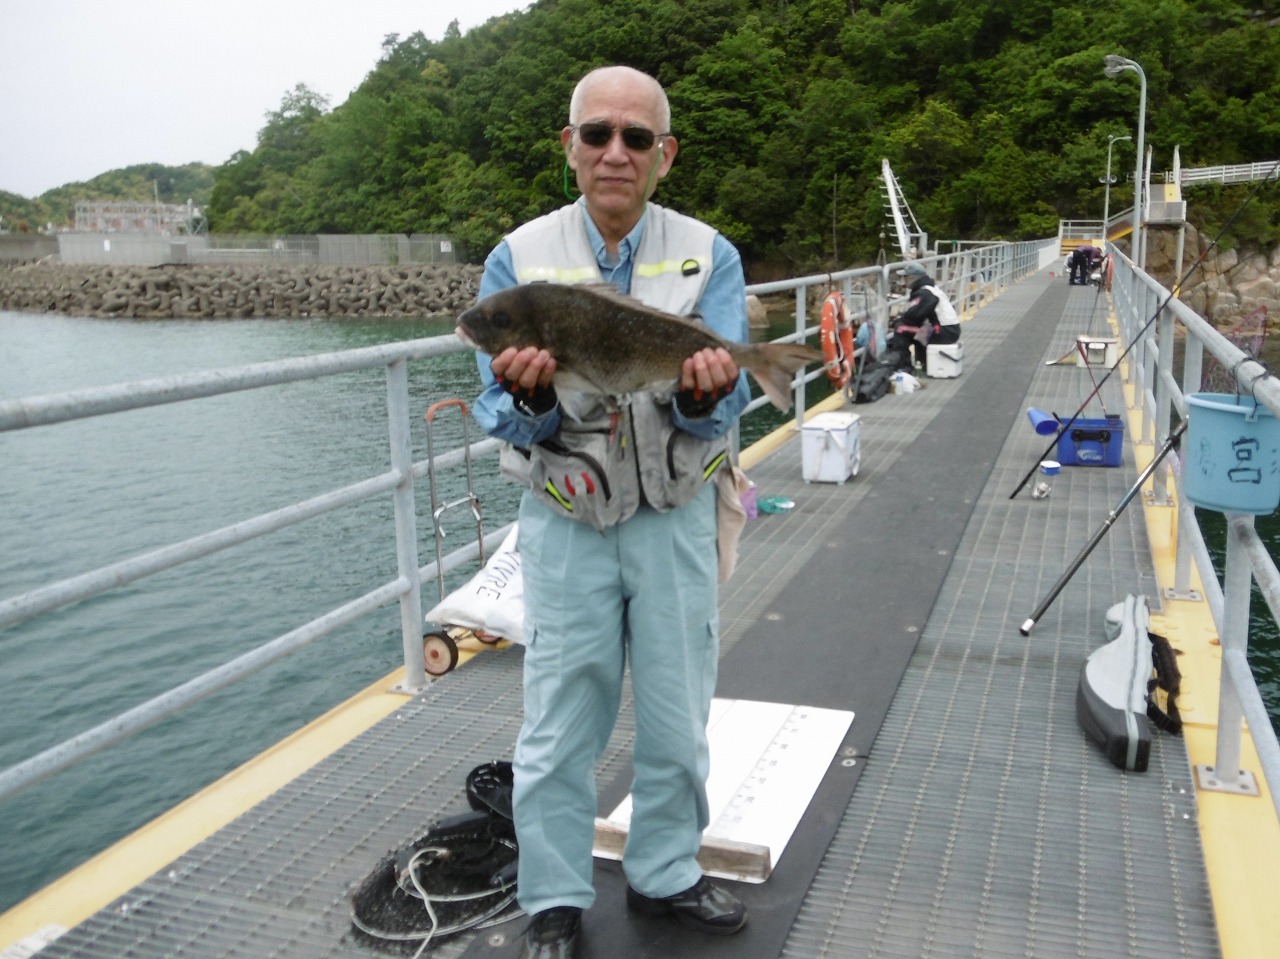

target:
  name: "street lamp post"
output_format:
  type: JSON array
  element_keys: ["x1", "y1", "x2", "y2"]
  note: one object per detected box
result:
[
  {"x1": 1103, "y1": 55, "x2": 1147, "y2": 269},
  {"x1": 1102, "y1": 134, "x2": 1132, "y2": 247}
]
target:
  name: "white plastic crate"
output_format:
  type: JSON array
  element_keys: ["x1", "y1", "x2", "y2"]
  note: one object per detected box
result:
[{"x1": 802, "y1": 412, "x2": 861, "y2": 484}]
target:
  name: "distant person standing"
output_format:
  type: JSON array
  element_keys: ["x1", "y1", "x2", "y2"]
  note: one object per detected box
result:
[
  {"x1": 1068, "y1": 245, "x2": 1100, "y2": 285},
  {"x1": 468, "y1": 65, "x2": 751, "y2": 959}
]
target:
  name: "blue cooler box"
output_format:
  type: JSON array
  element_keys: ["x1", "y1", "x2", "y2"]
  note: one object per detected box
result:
[{"x1": 1057, "y1": 415, "x2": 1124, "y2": 467}]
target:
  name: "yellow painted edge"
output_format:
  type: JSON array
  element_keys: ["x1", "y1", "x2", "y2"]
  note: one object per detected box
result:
[
  {"x1": 1121, "y1": 352, "x2": 1280, "y2": 959},
  {"x1": 739, "y1": 391, "x2": 845, "y2": 471},
  {"x1": 0, "y1": 660, "x2": 441, "y2": 950}
]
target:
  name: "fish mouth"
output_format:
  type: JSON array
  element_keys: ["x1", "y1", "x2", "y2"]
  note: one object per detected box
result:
[{"x1": 454, "y1": 324, "x2": 479, "y2": 349}]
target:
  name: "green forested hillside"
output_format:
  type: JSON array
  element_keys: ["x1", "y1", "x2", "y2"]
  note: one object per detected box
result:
[{"x1": 207, "y1": 0, "x2": 1280, "y2": 272}]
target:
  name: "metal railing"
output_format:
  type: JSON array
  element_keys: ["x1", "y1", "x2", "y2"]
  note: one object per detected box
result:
[
  {"x1": 1059, "y1": 220, "x2": 1104, "y2": 245},
  {"x1": 1180, "y1": 161, "x2": 1280, "y2": 188},
  {"x1": 0, "y1": 240, "x2": 1047, "y2": 805},
  {"x1": 1109, "y1": 248, "x2": 1280, "y2": 818}
]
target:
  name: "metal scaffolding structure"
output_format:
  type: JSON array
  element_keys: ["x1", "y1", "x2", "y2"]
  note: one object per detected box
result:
[{"x1": 74, "y1": 200, "x2": 205, "y2": 235}]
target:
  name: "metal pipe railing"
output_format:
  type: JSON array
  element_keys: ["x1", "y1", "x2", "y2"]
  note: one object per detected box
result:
[
  {"x1": 0, "y1": 242, "x2": 1050, "y2": 805},
  {"x1": 1109, "y1": 247, "x2": 1280, "y2": 818}
]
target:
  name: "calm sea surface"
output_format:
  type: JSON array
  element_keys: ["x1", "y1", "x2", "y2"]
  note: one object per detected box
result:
[{"x1": 0, "y1": 309, "x2": 1276, "y2": 914}]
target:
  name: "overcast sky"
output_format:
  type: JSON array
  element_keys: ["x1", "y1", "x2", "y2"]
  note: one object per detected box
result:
[{"x1": 1, "y1": 1, "x2": 530, "y2": 198}]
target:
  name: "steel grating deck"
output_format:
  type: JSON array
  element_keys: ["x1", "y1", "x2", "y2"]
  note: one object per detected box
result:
[{"x1": 29, "y1": 269, "x2": 1220, "y2": 959}]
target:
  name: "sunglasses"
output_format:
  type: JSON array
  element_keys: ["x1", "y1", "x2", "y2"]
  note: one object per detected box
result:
[{"x1": 574, "y1": 122, "x2": 668, "y2": 151}]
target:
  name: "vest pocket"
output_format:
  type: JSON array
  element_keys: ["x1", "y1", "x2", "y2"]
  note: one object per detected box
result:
[{"x1": 504, "y1": 426, "x2": 633, "y2": 531}]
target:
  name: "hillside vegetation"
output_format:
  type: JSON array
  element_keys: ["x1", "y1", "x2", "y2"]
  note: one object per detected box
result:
[{"x1": 10, "y1": 0, "x2": 1280, "y2": 278}]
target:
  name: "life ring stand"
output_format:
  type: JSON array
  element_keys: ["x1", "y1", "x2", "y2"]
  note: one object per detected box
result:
[{"x1": 819, "y1": 291, "x2": 855, "y2": 388}]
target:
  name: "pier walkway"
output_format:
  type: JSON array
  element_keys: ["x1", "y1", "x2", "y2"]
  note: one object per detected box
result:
[{"x1": 13, "y1": 267, "x2": 1220, "y2": 959}]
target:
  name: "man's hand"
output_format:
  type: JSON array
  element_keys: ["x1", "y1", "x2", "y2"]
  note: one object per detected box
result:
[
  {"x1": 492, "y1": 346, "x2": 558, "y2": 415},
  {"x1": 492, "y1": 346, "x2": 557, "y2": 390},
  {"x1": 680, "y1": 347, "x2": 738, "y2": 396},
  {"x1": 675, "y1": 347, "x2": 738, "y2": 417}
]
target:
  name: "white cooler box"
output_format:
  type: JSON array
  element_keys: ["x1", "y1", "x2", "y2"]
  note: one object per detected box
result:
[
  {"x1": 802, "y1": 411, "x2": 861, "y2": 484},
  {"x1": 1075, "y1": 334, "x2": 1118, "y2": 368},
  {"x1": 926, "y1": 342, "x2": 963, "y2": 377}
]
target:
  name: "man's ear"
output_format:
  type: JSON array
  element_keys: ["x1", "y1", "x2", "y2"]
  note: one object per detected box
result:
[
  {"x1": 656, "y1": 136, "x2": 678, "y2": 178},
  {"x1": 560, "y1": 126, "x2": 576, "y2": 169}
]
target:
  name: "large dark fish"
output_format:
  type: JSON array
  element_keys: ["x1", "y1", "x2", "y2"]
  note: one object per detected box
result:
[{"x1": 455, "y1": 283, "x2": 821, "y2": 411}]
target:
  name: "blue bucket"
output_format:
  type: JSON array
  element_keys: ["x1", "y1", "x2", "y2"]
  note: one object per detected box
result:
[{"x1": 1183, "y1": 393, "x2": 1280, "y2": 514}]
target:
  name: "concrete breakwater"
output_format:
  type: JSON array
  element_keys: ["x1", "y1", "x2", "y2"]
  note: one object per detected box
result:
[{"x1": 0, "y1": 261, "x2": 484, "y2": 319}]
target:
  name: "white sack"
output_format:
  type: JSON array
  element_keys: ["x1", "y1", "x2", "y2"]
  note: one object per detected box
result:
[{"x1": 425, "y1": 526, "x2": 526, "y2": 644}]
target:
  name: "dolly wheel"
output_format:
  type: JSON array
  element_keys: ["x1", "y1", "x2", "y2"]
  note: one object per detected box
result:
[
  {"x1": 423, "y1": 631, "x2": 459, "y2": 676},
  {"x1": 474, "y1": 630, "x2": 501, "y2": 645}
]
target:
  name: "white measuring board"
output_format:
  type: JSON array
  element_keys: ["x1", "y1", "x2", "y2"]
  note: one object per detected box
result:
[{"x1": 594, "y1": 698, "x2": 854, "y2": 883}]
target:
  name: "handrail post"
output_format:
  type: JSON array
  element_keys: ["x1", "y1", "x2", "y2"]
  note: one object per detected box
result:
[
  {"x1": 1139, "y1": 292, "x2": 1156, "y2": 443},
  {"x1": 1214, "y1": 515, "x2": 1251, "y2": 785},
  {"x1": 794, "y1": 284, "x2": 808, "y2": 424},
  {"x1": 386, "y1": 359, "x2": 427, "y2": 692},
  {"x1": 1152, "y1": 302, "x2": 1175, "y2": 503},
  {"x1": 1173, "y1": 334, "x2": 1205, "y2": 596}
]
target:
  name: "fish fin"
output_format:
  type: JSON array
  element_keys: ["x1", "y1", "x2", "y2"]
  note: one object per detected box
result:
[
  {"x1": 553, "y1": 368, "x2": 601, "y2": 395},
  {"x1": 742, "y1": 343, "x2": 823, "y2": 412}
]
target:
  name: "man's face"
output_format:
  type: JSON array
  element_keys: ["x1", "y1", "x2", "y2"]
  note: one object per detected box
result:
[{"x1": 561, "y1": 73, "x2": 677, "y2": 226}]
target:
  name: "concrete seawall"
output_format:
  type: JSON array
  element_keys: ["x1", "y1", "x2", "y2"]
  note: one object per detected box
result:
[{"x1": 0, "y1": 261, "x2": 483, "y2": 319}]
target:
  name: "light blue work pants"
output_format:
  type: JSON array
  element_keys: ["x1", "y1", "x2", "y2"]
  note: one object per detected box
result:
[{"x1": 512, "y1": 483, "x2": 719, "y2": 915}]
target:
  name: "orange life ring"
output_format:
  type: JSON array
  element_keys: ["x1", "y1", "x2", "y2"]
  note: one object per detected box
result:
[{"x1": 820, "y1": 292, "x2": 855, "y2": 387}]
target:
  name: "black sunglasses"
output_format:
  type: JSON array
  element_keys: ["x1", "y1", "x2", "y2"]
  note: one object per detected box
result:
[{"x1": 574, "y1": 122, "x2": 668, "y2": 151}]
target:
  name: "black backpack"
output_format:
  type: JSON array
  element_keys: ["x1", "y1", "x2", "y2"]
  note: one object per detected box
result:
[{"x1": 852, "y1": 360, "x2": 893, "y2": 404}]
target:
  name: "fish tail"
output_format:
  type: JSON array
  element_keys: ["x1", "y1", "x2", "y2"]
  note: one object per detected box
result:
[{"x1": 742, "y1": 343, "x2": 823, "y2": 411}]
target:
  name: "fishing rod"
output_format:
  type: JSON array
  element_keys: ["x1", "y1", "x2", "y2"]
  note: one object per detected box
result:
[
  {"x1": 1019, "y1": 420, "x2": 1187, "y2": 636},
  {"x1": 846, "y1": 282, "x2": 873, "y2": 403},
  {"x1": 1076, "y1": 338, "x2": 1112, "y2": 418},
  {"x1": 1009, "y1": 163, "x2": 1280, "y2": 500},
  {"x1": 1086, "y1": 264, "x2": 1105, "y2": 335}
]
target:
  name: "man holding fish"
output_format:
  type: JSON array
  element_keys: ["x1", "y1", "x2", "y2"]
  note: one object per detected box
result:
[{"x1": 461, "y1": 65, "x2": 813, "y2": 959}]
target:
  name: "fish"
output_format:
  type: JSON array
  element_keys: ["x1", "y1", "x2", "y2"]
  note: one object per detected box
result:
[{"x1": 455, "y1": 283, "x2": 822, "y2": 411}]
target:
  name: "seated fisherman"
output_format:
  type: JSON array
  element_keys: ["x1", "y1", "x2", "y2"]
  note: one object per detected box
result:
[{"x1": 887, "y1": 262, "x2": 959, "y2": 373}]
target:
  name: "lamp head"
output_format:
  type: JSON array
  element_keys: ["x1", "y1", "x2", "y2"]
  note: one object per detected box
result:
[{"x1": 1103, "y1": 54, "x2": 1132, "y2": 77}]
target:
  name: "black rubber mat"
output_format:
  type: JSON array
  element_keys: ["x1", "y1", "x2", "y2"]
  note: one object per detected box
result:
[{"x1": 463, "y1": 281, "x2": 1071, "y2": 959}]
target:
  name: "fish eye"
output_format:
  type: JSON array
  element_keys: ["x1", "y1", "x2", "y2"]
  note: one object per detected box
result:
[{"x1": 491, "y1": 311, "x2": 510, "y2": 329}]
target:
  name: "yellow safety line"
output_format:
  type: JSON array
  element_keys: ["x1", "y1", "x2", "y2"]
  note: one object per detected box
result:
[{"x1": 1118, "y1": 328, "x2": 1280, "y2": 959}]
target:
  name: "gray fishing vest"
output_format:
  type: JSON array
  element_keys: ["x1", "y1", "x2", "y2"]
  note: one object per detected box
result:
[{"x1": 501, "y1": 202, "x2": 727, "y2": 530}]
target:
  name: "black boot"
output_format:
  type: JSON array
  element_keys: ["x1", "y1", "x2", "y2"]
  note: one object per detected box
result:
[
  {"x1": 626, "y1": 877, "x2": 747, "y2": 934},
  {"x1": 519, "y1": 907, "x2": 581, "y2": 959}
]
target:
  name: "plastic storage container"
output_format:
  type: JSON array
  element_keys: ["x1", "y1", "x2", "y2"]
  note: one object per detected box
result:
[
  {"x1": 1057, "y1": 415, "x2": 1124, "y2": 467},
  {"x1": 926, "y1": 342, "x2": 963, "y2": 378},
  {"x1": 802, "y1": 411, "x2": 861, "y2": 484}
]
